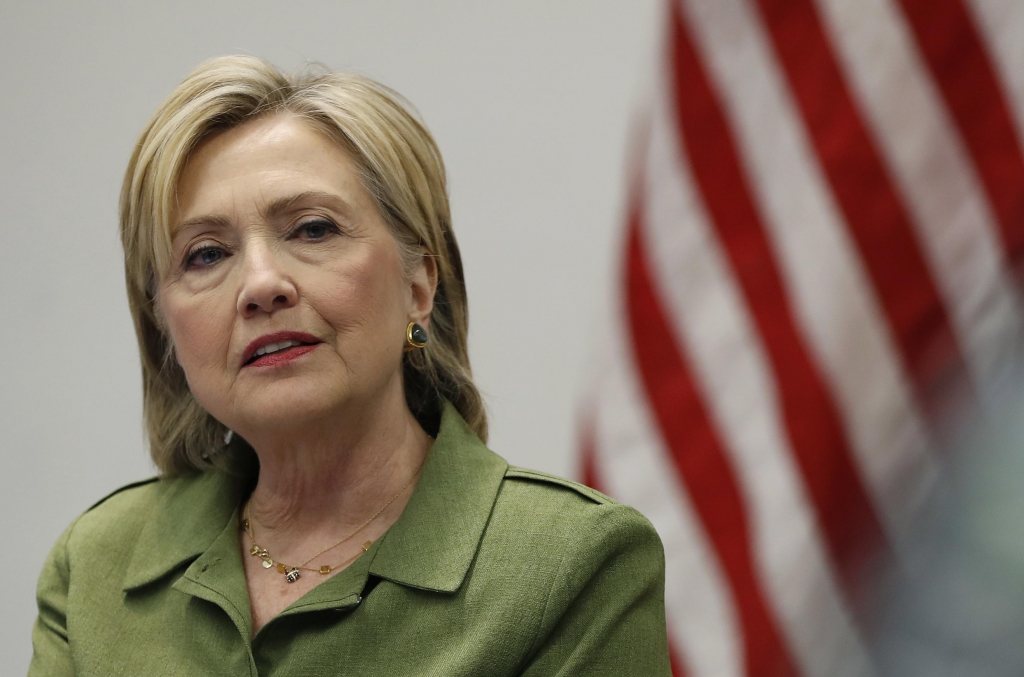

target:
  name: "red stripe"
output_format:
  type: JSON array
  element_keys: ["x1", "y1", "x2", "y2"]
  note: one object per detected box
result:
[
  {"x1": 749, "y1": 0, "x2": 971, "y2": 416},
  {"x1": 626, "y1": 204, "x2": 799, "y2": 676},
  {"x1": 669, "y1": 641, "x2": 690, "y2": 677},
  {"x1": 578, "y1": 417, "x2": 603, "y2": 492},
  {"x1": 668, "y1": 1, "x2": 887, "y2": 607},
  {"x1": 895, "y1": 0, "x2": 1024, "y2": 266}
]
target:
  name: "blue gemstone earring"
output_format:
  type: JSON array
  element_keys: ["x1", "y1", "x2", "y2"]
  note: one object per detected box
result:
[{"x1": 405, "y1": 322, "x2": 428, "y2": 350}]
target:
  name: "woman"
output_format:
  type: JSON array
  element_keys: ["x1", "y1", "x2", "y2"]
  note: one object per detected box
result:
[{"x1": 29, "y1": 56, "x2": 670, "y2": 676}]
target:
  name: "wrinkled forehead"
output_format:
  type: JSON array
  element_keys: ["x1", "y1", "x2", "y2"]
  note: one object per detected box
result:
[{"x1": 163, "y1": 114, "x2": 370, "y2": 246}]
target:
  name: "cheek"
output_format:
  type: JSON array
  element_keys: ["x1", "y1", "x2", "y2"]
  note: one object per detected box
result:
[
  {"x1": 317, "y1": 251, "x2": 409, "y2": 343},
  {"x1": 160, "y1": 288, "x2": 235, "y2": 376}
]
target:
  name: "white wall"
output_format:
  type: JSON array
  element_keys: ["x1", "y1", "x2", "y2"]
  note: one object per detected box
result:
[{"x1": 0, "y1": 1, "x2": 660, "y2": 669}]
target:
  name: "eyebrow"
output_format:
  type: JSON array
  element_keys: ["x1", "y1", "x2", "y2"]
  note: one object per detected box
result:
[
  {"x1": 173, "y1": 190, "x2": 353, "y2": 238},
  {"x1": 265, "y1": 190, "x2": 353, "y2": 220},
  {"x1": 173, "y1": 214, "x2": 232, "y2": 238}
]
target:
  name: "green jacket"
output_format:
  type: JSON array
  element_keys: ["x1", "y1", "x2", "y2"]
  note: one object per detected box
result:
[{"x1": 30, "y1": 405, "x2": 671, "y2": 675}]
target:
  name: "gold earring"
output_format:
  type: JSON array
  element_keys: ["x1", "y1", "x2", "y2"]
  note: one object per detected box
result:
[{"x1": 405, "y1": 322, "x2": 428, "y2": 350}]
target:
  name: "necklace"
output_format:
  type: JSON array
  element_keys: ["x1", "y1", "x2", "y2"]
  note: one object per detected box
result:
[{"x1": 242, "y1": 456, "x2": 426, "y2": 583}]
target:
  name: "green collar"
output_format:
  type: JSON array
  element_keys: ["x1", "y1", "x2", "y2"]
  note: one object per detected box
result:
[{"x1": 122, "y1": 403, "x2": 508, "y2": 595}]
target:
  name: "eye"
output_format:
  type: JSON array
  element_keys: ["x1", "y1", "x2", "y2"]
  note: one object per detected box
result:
[
  {"x1": 185, "y1": 244, "x2": 226, "y2": 269},
  {"x1": 291, "y1": 219, "x2": 340, "y2": 241}
]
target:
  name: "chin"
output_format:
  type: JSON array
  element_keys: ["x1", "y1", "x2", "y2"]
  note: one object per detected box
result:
[
  {"x1": 201, "y1": 381, "x2": 347, "y2": 435},
  {"x1": 258, "y1": 391, "x2": 345, "y2": 425}
]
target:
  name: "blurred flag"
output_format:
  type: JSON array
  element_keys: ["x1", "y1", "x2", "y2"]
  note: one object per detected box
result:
[{"x1": 580, "y1": 0, "x2": 1024, "y2": 675}]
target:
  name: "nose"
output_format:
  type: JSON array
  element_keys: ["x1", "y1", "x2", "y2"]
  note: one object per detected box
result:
[{"x1": 236, "y1": 240, "x2": 298, "y2": 317}]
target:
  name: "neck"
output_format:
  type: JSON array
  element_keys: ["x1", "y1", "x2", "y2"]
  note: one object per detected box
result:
[{"x1": 240, "y1": 384, "x2": 431, "y2": 540}]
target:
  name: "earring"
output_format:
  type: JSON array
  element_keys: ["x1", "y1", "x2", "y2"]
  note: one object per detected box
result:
[{"x1": 405, "y1": 322, "x2": 428, "y2": 350}]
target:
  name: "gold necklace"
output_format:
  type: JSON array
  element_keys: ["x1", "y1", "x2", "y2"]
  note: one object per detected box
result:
[{"x1": 242, "y1": 456, "x2": 426, "y2": 583}]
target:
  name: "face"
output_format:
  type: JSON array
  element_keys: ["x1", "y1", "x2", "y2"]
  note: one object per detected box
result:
[{"x1": 158, "y1": 113, "x2": 435, "y2": 435}]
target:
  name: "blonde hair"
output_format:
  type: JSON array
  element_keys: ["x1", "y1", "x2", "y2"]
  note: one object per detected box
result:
[{"x1": 120, "y1": 55, "x2": 486, "y2": 476}]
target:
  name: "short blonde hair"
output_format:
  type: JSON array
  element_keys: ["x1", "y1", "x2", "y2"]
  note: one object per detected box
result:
[{"x1": 121, "y1": 55, "x2": 486, "y2": 476}]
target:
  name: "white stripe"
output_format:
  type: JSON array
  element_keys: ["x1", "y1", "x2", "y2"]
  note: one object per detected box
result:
[
  {"x1": 965, "y1": 0, "x2": 1024, "y2": 147},
  {"x1": 816, "y1": 0, "x2": 1024, "y2": 392},
  {"x1": 592, "y1": 295, "x2": 741, "y2": 677},
  {"x1": 644, "y1": 65, "x2": 874, "y2": 677},
  {"x1": 680, "y1": 0, "x2": 939, "y2": 550}
]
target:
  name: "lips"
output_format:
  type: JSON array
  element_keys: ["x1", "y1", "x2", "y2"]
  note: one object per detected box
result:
[{"x1": 242, "y1": 331, "x2": 321, "y2": 367}]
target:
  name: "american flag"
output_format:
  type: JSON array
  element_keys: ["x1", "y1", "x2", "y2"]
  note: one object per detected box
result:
[{"x1": 579, "y1": 0, "x2": 1024, "y2": 675}]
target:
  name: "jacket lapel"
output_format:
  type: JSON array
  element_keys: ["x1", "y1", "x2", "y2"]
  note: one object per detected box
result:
[{"x1": 368, "y1": 403, "x2": 508, "y2": 593}]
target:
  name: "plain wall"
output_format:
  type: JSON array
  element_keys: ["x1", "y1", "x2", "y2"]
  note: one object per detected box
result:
[{"x1": 0, "y1": 1, "x2": 660, "y2": 669}]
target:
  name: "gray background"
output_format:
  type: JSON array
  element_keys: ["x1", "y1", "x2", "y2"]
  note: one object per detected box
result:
[{"x1": 0, "y1": 0, "x2": 660, "y2": 670}]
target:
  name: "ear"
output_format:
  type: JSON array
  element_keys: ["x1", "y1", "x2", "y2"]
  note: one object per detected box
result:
[{"x1": 408, "y1": 249, "x2": 438, "y2": 330}]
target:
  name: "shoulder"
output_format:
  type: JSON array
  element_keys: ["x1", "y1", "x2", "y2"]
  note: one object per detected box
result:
[
  {"x1": 483, "y1": 471, "x2": 671, "y2": 672},
  {"x1": 86, "y1": 476, "x2": 161, "y2": 511},
  {"x1": 502, "y1": 466, "x2": 615, "y2": 505},
  {"x1": 67, "y1": 476, "x2": 159, "y2": 536},
  {"x1": 61, "y1": 474, "x2": 196, "y2": 558},
  {"x1": 473, "y1": 464, "x2": 667, "y2": 656},
  {"x1": 490, "y1": 465, "x2": 663, "y2": 566},
  {"x1": 74, "y1": 476, "x2": 165, "y2": 533},
  {"x1": 37, "y1": 476, "x2": 173, "y2": 593},
  {"x1": 499, "y1": 465, "x2": 657, "y2": 532}
]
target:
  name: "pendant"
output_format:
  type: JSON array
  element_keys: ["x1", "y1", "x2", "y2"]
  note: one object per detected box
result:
[
  {"x1": 261, "y1": 559, "x2": 274, "y2": 569},
  {"x1": 285, "y1": 568, "x2": 301, "y2": 583}
]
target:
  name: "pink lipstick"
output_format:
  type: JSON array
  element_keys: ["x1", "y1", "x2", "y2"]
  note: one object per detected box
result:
[{"x1": 242, "y1": 331, "x2": 321, "y2": 368}]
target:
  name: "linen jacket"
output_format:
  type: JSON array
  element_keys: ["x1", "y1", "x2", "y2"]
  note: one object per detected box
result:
[{"x1": 29, "y1": 405, "x2": 671, "y2": 676}]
